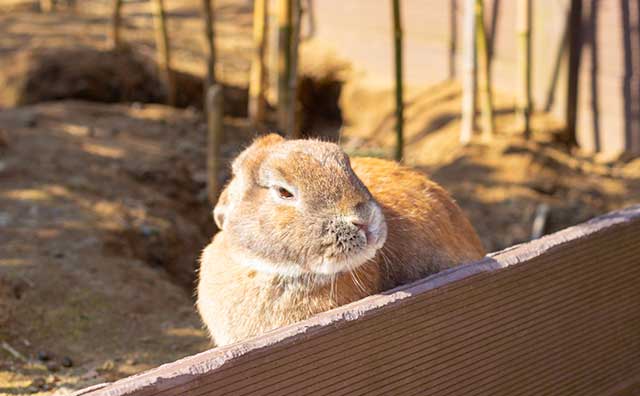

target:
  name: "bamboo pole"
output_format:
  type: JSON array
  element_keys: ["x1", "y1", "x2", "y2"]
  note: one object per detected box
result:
[
  {"x1": 268, "y1": 12, "x2": 279, "y2": 106},
  {"x1": 287, "y1": 0, "x2": 302, "y2": 138},
  {"x1": 277, "y1": 0, "x2": 293, "y2": 136},
  {"x1": 448, "y1": 0, "x2": 457, "y2": 80},
  {"x1": 392, "y1": 0, "x2": 404, "y2": 162},
  {"x1": 202, "y1": 0, "x2": 216, "y2": 87},
  {"x1": 460, "y1": 0, "x2": 477, "y2": 145},
  {"x1": 565, "y1": 0, "x2": 582, "y2": 146},
  {"x1": 516, "y1": 0, "x2": 532, "y2": 139},
  {"x1": 40, "y1": 0, "x2": 55, "y2": 12},
  {"x1": 206, "y1": 85, "x2": 224, "y2": 205},
  {"x1": 151, "y1": 0, "x2": 176, "y2": 106},
  {"x1": 111, "y1": 0, "x2": 124, "y2": 48},
  {"x1": 202, "y1": 1, "x2": 223, "y2": 206},
  {"x1": 475, "y1": 0, "x2": 494, "y2": 142},
  {"x1": 249, "y1": 0, "x2": 268, "y2": 125}
]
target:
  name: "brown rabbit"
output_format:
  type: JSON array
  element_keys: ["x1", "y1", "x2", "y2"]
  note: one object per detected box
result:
[{"x1": 197, "y1": 134, "x2": 484, "y2": 346}]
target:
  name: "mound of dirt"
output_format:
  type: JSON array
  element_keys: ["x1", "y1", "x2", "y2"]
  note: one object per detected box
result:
[
  {"x1": 1, "y1": 47, "x2": 164, "y2": 106},
  {"x1": 0, "y1": 46, "x2": 250, "y2": 115}
]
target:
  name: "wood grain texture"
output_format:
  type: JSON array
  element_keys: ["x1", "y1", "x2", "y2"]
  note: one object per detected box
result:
[{"x1": 76, "y1": 205, "x2": 640, "y2": 396}]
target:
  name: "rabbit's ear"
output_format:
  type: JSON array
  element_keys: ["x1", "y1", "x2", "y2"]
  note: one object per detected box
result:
[
  {"x1": 213, "y1": 186, "x2": 230, "y2": 229},
  {"x1": 232, "y1": 133, "x2": 284, "y2": 175},
  {"x1": 253, "y1": 133, "x2": 285, "y2": 147},
  {"x1": 217, "y1": 134, "x2": 283, "y2": 229}
]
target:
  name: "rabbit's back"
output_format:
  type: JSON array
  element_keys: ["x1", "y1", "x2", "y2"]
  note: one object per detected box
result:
[{"x1": 351, "y1": 157, "x2": 485, "y2": 289}]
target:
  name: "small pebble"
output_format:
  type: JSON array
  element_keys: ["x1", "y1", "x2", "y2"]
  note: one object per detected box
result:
[
  {"x1": 80, "y1": 368, "x2": 98, "y2": 380},
  {"x1": 140, "y1": 225, "x2": 158, "y2": 238},
  {"x1": 46, "y1": 361, "x2": 60, "y2": 372},
  {"x1": 19, "y1": 113, "x2": 38, "y2": 128},
  {"x1": 0, "y1": 128, "x2": 8, "y2": 147},
  {"x1": 46, "y1": 374, "x2": 60, "y2": 383},
  {"x1": 101, "y1": 360, "x2": 115, "y2": 371},
  {"x1": 196, "y1": 189, "x2": 209, "y2": 203},
  {"x1": 30, "y1": 377, "x2": 46, "y2": 388},
  {"x1": 62, "y1": 356, "x2": 73, "y2": 367},
  {"x1": 0, "y1": 212, "x2": 12, "y2": 227},
  {"x1": 37, "y1": 350, "x2": 50, "y2": 362}
]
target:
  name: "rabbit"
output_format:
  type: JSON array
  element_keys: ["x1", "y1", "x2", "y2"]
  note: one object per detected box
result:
[{"x1": 196, "y1": 134, "x2": 485, "y2": 346}]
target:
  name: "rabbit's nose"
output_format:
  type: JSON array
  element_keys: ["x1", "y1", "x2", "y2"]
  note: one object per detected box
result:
[
  {"x1": 352, "y1": 221, "x2": 375, "y2": 244},
  {"x1": 352, "y1": 221, "x2": 368, "y2": 233}
]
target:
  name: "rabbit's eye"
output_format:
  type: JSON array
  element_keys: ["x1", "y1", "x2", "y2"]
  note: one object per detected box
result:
[{"x1": 277, "y1": 186, "x2": 295, "y2": 200}]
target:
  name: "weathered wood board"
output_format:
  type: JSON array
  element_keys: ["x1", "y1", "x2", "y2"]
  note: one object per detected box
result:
[{"x1": 76, "y1": 205, "x2": 640, "y2": 396}]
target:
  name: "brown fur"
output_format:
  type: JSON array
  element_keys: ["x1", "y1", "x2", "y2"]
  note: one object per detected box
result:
[
  {"x1": 350, "y1": 157, "x2": 485, "y2": 289},
  {"x1": 197, "y1": 134, "x2": 484, "y2": 346}
]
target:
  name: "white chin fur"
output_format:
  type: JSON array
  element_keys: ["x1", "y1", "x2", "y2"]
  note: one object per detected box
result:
[
  {"x1": 230, "y1": 250, "x2": 307, "y2": 277},
  {"x1": 312, "y1": 245, "x2": 379, "y2": 275},
  {"x1": 232, "y1": 243, "x2": 383, "y2": 278}
]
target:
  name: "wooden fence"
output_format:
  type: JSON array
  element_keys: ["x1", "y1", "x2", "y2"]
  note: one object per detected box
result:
[{"x1": 75, "y1": 205, "x2": 640, "y2": 396}]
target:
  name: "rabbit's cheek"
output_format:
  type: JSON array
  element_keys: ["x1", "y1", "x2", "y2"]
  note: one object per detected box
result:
[
  {"x1": 271, "y1": 205, "x2": 298, "y2": 230},
  {"x1": 367, "y1": 206, "x2": 388, "y2": 249}
]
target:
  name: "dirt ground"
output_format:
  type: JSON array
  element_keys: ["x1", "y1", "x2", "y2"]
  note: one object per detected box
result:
[
  {"x1": 1, "y1": 1, "x2": 639, "y2": 395},
  {"x1": 0, "y1": 2, "x2": 254, "y2": 394},
  {"x1": 0, "y1": 101, "x2": 255, "y2": 395}
]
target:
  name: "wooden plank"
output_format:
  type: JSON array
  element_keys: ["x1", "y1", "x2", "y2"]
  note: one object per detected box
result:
[{"x1": 75, "y1": 205, "x2": 640, "y2": 396}]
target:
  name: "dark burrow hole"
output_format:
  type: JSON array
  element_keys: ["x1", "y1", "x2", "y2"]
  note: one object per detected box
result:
[{"x1": 297, "y1": 73, "x2": 344, "y2": 141}]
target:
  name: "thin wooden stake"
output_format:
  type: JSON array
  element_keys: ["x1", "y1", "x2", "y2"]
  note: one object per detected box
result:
[
  {"x1": 460, "y1": 0, "x2": 477, "y2": 145},
  {"x1": 448, "y1": 0, "x2": 457, "y2": 80},
  {"x1": 206, "y1": 85, "x2": 224, "y2": 205},
  {"x1": 531, "y1": 203, "x2": 550, "y2": 239},
  {"x1": 111, "y1": 0, "x2": 124, "y2": 48},
  {"x1": 392, "y1": 0, "x2": 404, "y2": 162},
  {"x1": 516, "y1": 0, "x2": 532, "y2": 139},
  {"x1": 277, "y1": 0, "x2": 293, "y2": 136},
  {"x1": 249, "y1": 0, "x2": 268, "y2": 125},
  {"x1": 287, "y1": 0, "x2": 302, "y2": 138},
  {"x1": 565, "y1": 0, "x2": 582, "y2": 146},
  {"x1": 475, "y1": 0, "x2": 494, "y2": 142},
  {"x1": 151, "y1": 0, "x2": 176, "y2": 106},
  {"x1": 40, "y1": 0, "x2": 55, "y2": 12},
  {"x1": 1, "y1": 342, "x2": 27, "y2": 362},
  {"x1": 202, "y1": 0, "x2": 216, "y2": 87}
]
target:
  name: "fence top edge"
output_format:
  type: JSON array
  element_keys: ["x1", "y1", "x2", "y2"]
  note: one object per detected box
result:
[{"x1": 76, "y1": 204, "x2": 640, "y2": 396}]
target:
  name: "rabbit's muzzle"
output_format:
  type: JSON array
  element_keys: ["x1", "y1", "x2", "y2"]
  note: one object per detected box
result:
[{"x1": 327, "y1": 219, "x2": 368, "y2": 255}]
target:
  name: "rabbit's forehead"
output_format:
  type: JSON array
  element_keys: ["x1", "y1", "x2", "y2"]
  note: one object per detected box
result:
[
  {"x1": 276, "y1": 140, "x2": 349, "y2": 165},
  {"x1": 264, "y1": 148, "x2": 368, "y2": 201},
  {"x1": 265, "y1": 142, "x2": 349, "y2": 177},
  {"x1": 267, "y1": 151, "x2": 349, "y2": 181}
]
